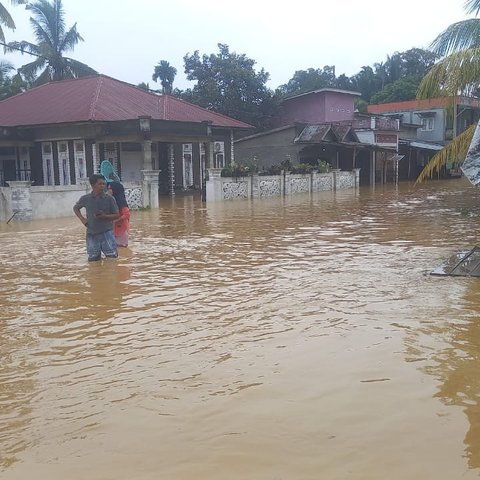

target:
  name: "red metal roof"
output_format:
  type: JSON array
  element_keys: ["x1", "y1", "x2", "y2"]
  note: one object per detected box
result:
[{"x1": 0, "y1": 74, "x2": 253, "y2": 129}]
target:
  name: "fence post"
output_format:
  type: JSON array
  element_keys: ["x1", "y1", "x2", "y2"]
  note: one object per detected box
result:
[
  {"x1": 332, "y1": 169, "x2": 341, "y2": 191},
  {"x1": 353, "y1": 168, "x2": 361, "y2": 188},
  {"x1": 6, "y1": 181, "x2": 33, "y2": 221},
  {"x1": 206, "y1": 168, "x2": 223, "y2": 201}
]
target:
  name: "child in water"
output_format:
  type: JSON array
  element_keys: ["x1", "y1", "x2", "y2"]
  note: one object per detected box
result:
[{"x1": 107, "y1": 181, "x2": 130, "y2": 247}]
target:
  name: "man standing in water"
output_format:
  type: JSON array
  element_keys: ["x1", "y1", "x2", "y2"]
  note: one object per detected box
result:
[{"x1": 74, "y1": 174, "x2": 120, "y2": 261}]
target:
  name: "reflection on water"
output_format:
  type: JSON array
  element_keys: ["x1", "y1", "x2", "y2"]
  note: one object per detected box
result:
[{"x1": 2, "y1": 179, "x2": 480, "y2": 478}]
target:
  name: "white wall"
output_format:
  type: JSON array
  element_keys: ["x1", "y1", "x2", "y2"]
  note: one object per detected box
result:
[
  {"x1": 31, "y1": 185, "x2": 90, "y2": 219},
  {"x1": 121, "y1": 151, "x2": 143, "y2": 182},
  {"x1": 0, "y1": 187, "x2": 12, "y2": 221}
]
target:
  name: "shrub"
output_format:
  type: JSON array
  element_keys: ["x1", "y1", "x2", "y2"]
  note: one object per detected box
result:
[
  {"x1": 291, "y1": 163, "x2": 314, "y2": 174},
  {"x1": 317, "y1": 159, "x2": 331, "y2": 173},
  {"x1": 221, "y1": 161, "x2": 257, "y2": 177}
]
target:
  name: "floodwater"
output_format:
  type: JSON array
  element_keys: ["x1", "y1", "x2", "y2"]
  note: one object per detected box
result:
[{"x1": 2, "y1": 179, "x2": 480, "y2": 479}]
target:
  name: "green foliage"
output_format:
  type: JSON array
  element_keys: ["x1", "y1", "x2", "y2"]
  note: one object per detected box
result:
[
  {"x1": 354, "y1": 98, "x2": 368, "y2": 113},
  {"x1": 317, "y1": 159, "x2": 331, "y2": 173},
  {"x1": 152, "y1": 60, "x2": 177, "y2": 94},
  {"x1": 370, "y1": 75, "x2": 422, "y2": 104},
  {"x1": 277, "y1": 66, "x2": 339, "y2": 96},
  {"x1": 180, "y1": 43, "x2": 276, "y2": 130},
  {"x1": 0, "y1": 60, "x2": 26, "y2": 99},
  {"x1": 0, "y1": 1, "x2": 26, "y2": 43},
  {"x1": 137, "y1": 82, "x2": 150, "y2": 91},
  {"x1": 261, "y1": 164, "x2": 282, "y2": 175},
  {"x1": 6, "y1": 0, "x2": 96, "y2": 86},
  {"x1": 221, "y1": 160, "x2": 258, "y2": 177},
  {"x1": 272, "y1": 48, "x2": 436, "y2": 105},
  {"x1": 291, "y1": 163, "x2": 315, "y2": 174}
]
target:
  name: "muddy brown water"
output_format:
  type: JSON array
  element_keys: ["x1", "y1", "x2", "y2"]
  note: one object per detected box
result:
[{"x1": 2, "y1": 179, "x2": 480, "y2": 479}]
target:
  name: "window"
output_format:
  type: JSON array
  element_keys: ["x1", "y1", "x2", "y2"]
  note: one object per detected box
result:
[
  {"x1": 57, "y1": 141, "x2": 71, "y2": 185},
  {"x1": 74, "y1": 140, "x2": 86, "y2": 182},
  {"x1": 182, "y1": 144, "x2": 193, "y2": 188},
  {"x1": 214, "y1": 141, "x2": 225, "y2": 169},
  {"x1": 421, "y1": 117, "x2": 435, "y2": 131},
  {"x1": 41, "y1": 142, "x2": 54, "y2": 185}
]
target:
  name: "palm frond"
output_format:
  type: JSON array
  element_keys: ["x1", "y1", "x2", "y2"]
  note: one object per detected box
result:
[
  {"x1": 59, "y1": 23, "x2": 83, "y2": 52},
  {"x1": 0, "y1": 3, "x2": 15, "y2": 27},
  {"x1": 62, "y1": 57, "x2": 96, "y2": 77},
  {"x1": 29, "y1": 15, "x2": 54, "y2": 47},
  {"x1": 33, "y1": 66, "x2": 52, "y2": 85},
  {"x1": 417, "y1": 48, "x2": 480, "y2": 98},
  {"x1": 5, "y1": 39, "x2": 40, "y2": 55},
  {"x1": 430, "y1": 19, "x2": 480, "y2": 56},
  {"x1": 26, "y1": 0, "x2": 65, "y2": 46},
  {"x1": 415, "y1": 124, "x2": 475, "y2": 183},
  {"x1": 0, "y1": 3, "x2": 15, "y2": 42},
  {"x1": 465, "y1": 0, "x2": 480, "y2": 16},
  {"x1": 17, "y1": 56, "x2": 46, "y2": 79},
  {"x1": 0, "y1": 59, "x2": 13, "y2": 79}
]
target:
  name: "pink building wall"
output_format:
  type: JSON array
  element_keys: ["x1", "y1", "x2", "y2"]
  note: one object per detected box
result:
[{"x1": 275, "y1": 90, "x2": 356, "y2": 126}]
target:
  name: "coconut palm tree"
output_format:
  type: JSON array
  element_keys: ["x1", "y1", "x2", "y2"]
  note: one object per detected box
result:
[
  {"x1": 152, "y1": 60, "x2": 177, "y2": 94},
  {"x1": 0, "y1": 0, "x2": 25, "y2": 43},
  {"x1": 416, "y1": 0, "x2": 480, "y2": 182},
  {"x1": 0, "y1": 59, "x2": 25, "y2": 98},
  {"x1": 6, "y1": 0, "x2": 96, "y2": 86}
]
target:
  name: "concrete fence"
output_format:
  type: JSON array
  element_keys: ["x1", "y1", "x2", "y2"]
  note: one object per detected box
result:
[
  {"x1": 0, "y1": 181, "x2": 145, "y2": 222},
  {"x1": 206, "y1": 168, "x2": 360, "y2": 202}
]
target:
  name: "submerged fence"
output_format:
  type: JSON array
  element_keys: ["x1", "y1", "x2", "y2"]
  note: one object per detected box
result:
[{"x1": 206, "y1": 168, "x2": 360, "y2": 201}]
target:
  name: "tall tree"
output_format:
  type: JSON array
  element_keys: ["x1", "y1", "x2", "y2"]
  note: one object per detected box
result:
[
  {"x1": 416, "y1": 0, "x2": 480, "y2": 182},
  {"x1": 6, "y1": 0, "x2": 96, "y2": 85},
  {"x1": 277, "y1": 66, "x2": 337, "y2": 97},
  {"x1": 0, "y1": 0, "x2": 25, "y2": 43},
  {"x1": 401, "y1": 48, "x2": 437, "y2": 77},
  {"x1": 370, "y1": 75, "x2": 422, "y2": 104},
  {"x1": 385, "y1": 53, "x2": 403, "y2": 83},
  {"x1": 137, "y1": 81, "x2": 151, "y2": 91},
  {"x1": 152, "y1": 60, "x2": 176, "y2": 94},
  {"x1": 182, "y1": 43, "x2": 274, "y2": 129},
  {"x1": 374, "y1": 61, "x2": 388, "y2": 90},
  {"x1": 351, "y1": 66, "x2": 377, "y2": 102}
]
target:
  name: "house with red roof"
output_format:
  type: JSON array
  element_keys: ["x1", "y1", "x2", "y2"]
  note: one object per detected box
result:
[{"x1": 0, "y1": 74, "x2": 253, "y2": 219}]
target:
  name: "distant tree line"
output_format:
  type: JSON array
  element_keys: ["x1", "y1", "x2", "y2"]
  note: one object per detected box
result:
[{"x1": 146, "y1": 44, "x2": 437, "y2": 130}]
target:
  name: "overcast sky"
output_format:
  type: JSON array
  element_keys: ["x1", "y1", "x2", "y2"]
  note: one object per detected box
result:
[{"x1": 2, "y1": 0, "x2": 470, "y2": 91}]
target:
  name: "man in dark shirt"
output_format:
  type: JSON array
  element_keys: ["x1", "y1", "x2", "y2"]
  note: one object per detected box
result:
[{"x1": 74, "y1": 174, "x2": 120, "y2": 261}]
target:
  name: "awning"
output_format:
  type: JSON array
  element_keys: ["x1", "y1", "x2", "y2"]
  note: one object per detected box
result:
[{"x1": 408, "y1": 141, "x2": 444, "y2": 151}]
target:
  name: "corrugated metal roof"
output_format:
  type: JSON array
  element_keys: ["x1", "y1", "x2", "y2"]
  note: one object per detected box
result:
[
  {"x1": 295, "y1": 123, "x2": 360, "y2": 144},
  {"x1": 0, "y1": 74, "x2": 253, "y2": 129},
  {"x1": 368, "y1": 96, "x2": 480, "y2": 114},
  {"x1": 295, "y1": 124, "x2": 332, "y2": 143},
  {"x1": 331, "y1": 124, "x2": 357, "y2": 142},
  {"x1": 284, "y1": 88, "x2": 361, "y2": 102},
  {"x1": 409, "y1": 141, "x2": 444, "y2": 151}
]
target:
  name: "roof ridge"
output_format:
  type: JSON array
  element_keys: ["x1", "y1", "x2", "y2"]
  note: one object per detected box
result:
[{"x1": 89, "y1": 76, "x2": 103, "y2": 120}]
